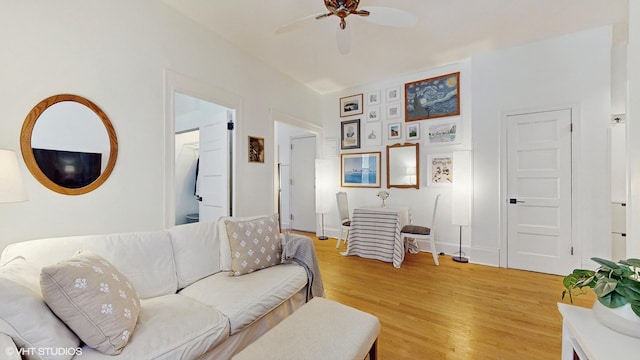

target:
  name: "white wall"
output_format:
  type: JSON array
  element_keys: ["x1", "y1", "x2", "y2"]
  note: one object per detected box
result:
[
  {"x1": 0, "y1": 0, "x2": 320, "y2": 249},
  {"x1": 627, "y1": 1, "x2": 640, "y2": 257},
  {"x1": 472, "y1": 26, "x2": 613, "y2": 267},
  {"x1": 319, "y1": 62, "x2": 473, "y2": 256}
]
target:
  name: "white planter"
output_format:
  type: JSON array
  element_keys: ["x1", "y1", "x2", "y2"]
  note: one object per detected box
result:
[{"x1": 592, "y1": 300, "x2": 640, "y2": 338}]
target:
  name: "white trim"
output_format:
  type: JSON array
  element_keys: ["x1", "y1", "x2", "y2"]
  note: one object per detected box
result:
[
  {"x1": 499, "y1": 103, "x2": 582, "y2": 270},
  {"x1": 163, "y1": 69, "x2": 242, "y2": 228}
]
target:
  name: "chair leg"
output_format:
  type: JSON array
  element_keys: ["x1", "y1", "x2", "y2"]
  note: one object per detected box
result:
[
  {"x1": 429, "y1": 236, "x2": 439, "y2": 266},
  {"x1": 336, "y1": 228, "x2": 342, "y2": 248}
]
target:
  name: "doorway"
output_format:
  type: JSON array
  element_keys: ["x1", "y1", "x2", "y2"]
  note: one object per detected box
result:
[{"x1": 504, "y1": 108, "x2": 574, "y2": 275}]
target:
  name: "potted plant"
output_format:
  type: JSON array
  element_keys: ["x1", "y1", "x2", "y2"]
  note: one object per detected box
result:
[{"x1": 562, "y1": 257, "x2": 640, "y2": 337}]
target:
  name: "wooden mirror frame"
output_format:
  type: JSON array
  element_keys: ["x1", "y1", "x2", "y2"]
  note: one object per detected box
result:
[
  {"x1": 386, "y1": 142, "x2": 420, "y2": 189},
  {"x1": 20, "y1": 94, "x2": 118, "y2": 195}
]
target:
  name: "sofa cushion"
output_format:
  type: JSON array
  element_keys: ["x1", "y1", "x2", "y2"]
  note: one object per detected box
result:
[
  {"x1": 40, "y1": 252, "x2": 141, "y2": 355},
  {"x1": 217, "y1": 215, "x2": 266, "y2": 271},
  {"x1": 78, "y1": 294, "x2": 230, "y2": 360},
  {"x1": 179, "y1": 263, "x2": 307, "y2": 334},
  {"x1": 225, "y1": 214, "x2": 281, "y2": 276},
  {"x1": 168, "y1": 221, "x2": 220, "y2": 289},
  {"x1": 0, "y1": 257, "x2": 80, "y2": 360},
  {"x1": 1, "y1": 231, "x2": 178, "y2": 299}
]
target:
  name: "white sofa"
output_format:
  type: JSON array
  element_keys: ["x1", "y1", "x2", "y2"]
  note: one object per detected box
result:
[{"x1": 0, "y1": 216, "x2": 310, "y2": 360}]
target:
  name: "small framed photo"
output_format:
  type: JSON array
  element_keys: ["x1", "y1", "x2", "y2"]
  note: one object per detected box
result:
[
  {"x1": 366, "y1": 106, "x2": 381, "y2": 122},
  {"x1": 341, "y1": 119, "x2": 361, "y2": 149},
  {"x1": 248, "y1": 136, "x2": 265, "y2": 163},
  {"x1": 388, "y1": 122, "x2": 402, "y2": 140},
  {"x1": 427, "y1": 121, "x2": 458, "y2": 144},
  {"x1": 340, "y1": 152, "x2": 381, "y2": 188},
  {"x1": 366, "y1": 90, "x2": 381, "y2": 106},
  {"x1": 387, "y1": 104, "x2": 401, "y2": 119},
  {"x1": 405, "y1": 72, "x2": 460, "y2": 122},
  {"x1": 340, "y1": 93, "x2": 364, "y2": 117},
  {"x1": 427, "y1": 154, "x2": 453, "y2": 186},
  {"x1": 386, "y1": 86, "x2": 401, "y2": 102},
  {"x1": 365, "y1": 122, "x2": 382, "y2": 147},
  {"x1": 406, "y1": 122, "x2": 420, "y2": 140}
]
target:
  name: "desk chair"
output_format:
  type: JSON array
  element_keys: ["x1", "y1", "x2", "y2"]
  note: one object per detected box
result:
[{"x1": 400, "y1": 193, "x2": 441, "y2": 265}]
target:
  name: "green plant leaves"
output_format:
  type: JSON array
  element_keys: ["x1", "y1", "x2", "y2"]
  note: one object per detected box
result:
[
  {"x1": 594, "y1": 277, "x2": 618, "y2": 297},
  {"x1": 598, "y1": 291, "x2": 628, "y2": 308}
]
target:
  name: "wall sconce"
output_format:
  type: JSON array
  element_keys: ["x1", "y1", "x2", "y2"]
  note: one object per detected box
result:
[{"x1": 0, "y1": 149, "x2": 28, "y2": 203}]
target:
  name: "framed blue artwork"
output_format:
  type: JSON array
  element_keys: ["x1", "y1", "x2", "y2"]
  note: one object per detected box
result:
[
  {"x1": 405, "y1": 72, "x2": 460, "y2": 121},
  {"x1": 340, "y1": 152, "x2": 381, "y2": 188}
]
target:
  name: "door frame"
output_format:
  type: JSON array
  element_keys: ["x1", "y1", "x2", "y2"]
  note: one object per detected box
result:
[
  {"x1": 499, "y1": 103, "x2": 582, "y2": 271},
  {"x1": 164, "y1": 69, "x2": 241, "y2": 228}
]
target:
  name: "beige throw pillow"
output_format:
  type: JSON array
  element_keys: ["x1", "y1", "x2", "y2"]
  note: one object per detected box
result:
[
  {"x1": 40, "y1": 251, "x2": 141, "y2": 355},
  {"x1": 225, "y1": 214, "x2": 281, "y2": 276}
]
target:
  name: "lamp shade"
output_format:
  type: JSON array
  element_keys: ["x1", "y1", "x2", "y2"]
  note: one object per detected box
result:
[
  {"x1": 0, "y1": 149, "x2": 28, "y2": 203},
  {"x1": 315, "y1": 159, "x2": 335, "y2": 213},
  {"x1": 452, "y1": 151, "x2": 471, "y2": 226}
]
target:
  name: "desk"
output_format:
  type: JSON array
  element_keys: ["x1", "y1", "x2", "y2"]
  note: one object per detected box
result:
[
  {"x1": 558, "y1": 303, "x2": 640, "y2": 359},
  {"x1": 343, "y1": 206, "x2": 411, "y2": 268}
]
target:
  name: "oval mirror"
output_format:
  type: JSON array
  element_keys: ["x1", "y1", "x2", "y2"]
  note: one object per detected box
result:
[
  {"x1": 387, "y1": 142, "x2": 419, "y2": 189},
  {"x1": 20, "y1": 94, "x2": 118, "y2": 195}
]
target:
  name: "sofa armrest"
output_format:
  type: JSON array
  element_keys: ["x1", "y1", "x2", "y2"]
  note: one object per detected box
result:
[{"x1": 0, "y1": 333, "x2": 21, "y2": 360}]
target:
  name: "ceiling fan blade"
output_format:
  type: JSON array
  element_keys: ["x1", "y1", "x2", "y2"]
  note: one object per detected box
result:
[
  {"x1": 362, "y1": 6, "x2": 417, "y2": 28},
  {"x1": 275, "y1": 13, "x2": 323, "y2": 34},
  {"x1": 353, "y1": 10, "x2": 370, "y2": 16},
  {"x1": 336, "y1": 23, "x2": 351, "y2": 55},
  {"x1": 315, "y1": 12, "x2": 333, "y2": 20}
]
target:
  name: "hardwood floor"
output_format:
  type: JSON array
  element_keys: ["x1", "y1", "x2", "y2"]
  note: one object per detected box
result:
[{"x1": 302, "y1": 232, "x2": 595, "y2": 360}]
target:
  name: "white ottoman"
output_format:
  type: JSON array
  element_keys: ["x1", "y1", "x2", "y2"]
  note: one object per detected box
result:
[{"x1": 232, "y1": 297, "x2": 380, "y2": 360}]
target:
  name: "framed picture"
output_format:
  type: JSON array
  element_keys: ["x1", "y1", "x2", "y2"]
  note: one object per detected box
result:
[
  {"x1": 340, "y1": 93, "x2": 364, "y2": 117},
  {"x1": 366, "y1": 106, "x2": 380, "y2": 122},
  {"x1": 427, "y1": 122, "x2": 458, "y2": 144},
  {"x1": 324, "y1": 137, "x2": 339, "y2": 157},
  {"x1": 427, "y1": 154, "x2": 453, "y2": 186},
  {"x1": 387, "y1": 104, "x2": 401, "y2": 119},
  {"x1": 365, "y1": 122, "x2": 382, "y2": 147},
  {"x1": 386, "y1": 86, "x2": 401, "y2": 102},
  {"x1": 340, "y1": 119, "x2": 361, "y2": 149},
  {"x1": 248, "y1": 136, "x2": 265, "y2": 163},
  {"x1": 340, "y1": 152, "x2": 381, "y2": 188},
  {"x1": 388, "y1": 122, "x2": 402, "y2": 140},
  {"x1": 366, "y1": 90, "x2": 381, "y2": 106},
  {"x1": 406, "y1": 122, "x2": 420, "y2": 140},
  {"x1": 405, "y1": 72, "x2": 460, "y2": 122}
]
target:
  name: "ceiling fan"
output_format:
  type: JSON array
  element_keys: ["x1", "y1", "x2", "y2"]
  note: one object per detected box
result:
[{"x1": 275, "y1": 0, "x2": 417, "y2": 54}]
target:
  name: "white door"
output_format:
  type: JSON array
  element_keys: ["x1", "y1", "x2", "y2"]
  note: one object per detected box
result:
[
  {"x1": 198, "y1": 110, "x2": 230, "y2": 221},
  {"x1": 507, "y1": 109, "x2": 574, "y2": 275},
  {"x1": 290, "y1": 136, "x2": 316, "y2": 232}
]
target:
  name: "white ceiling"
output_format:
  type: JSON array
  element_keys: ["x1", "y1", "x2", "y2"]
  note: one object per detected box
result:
[{"x1": 160, "y1": 0, "x2": 628, "y2": 94}]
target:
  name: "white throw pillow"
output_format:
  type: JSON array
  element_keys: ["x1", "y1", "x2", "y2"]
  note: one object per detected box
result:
[
  {"x1": 40, "y1": 251, "x2": 141, "y2": 355},
  {"x1": 225, "y1": 214, "x2": 281, "y2": 276},
  {"x1": 0, "y1": 256, "x2": 80, "y2": 360}
]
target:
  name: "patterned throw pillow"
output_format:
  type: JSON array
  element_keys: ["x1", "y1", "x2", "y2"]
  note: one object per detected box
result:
[
  {"x1": 40, "y1": 251, "x2": 141, "y2": 355},
  {"x1": 225, "y1": 214, "x2": 281, "y2": 276}
]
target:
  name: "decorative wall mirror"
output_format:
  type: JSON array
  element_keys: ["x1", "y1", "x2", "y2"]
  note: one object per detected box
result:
[
  {"x1": 20, "y1": 94, "x2": 118, "y2": 195},
  {"x1": 387, "y1": 142, "x2": 419, "y2": 189}
]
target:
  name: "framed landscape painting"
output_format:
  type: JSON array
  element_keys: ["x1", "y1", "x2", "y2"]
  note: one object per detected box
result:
[
  {"x1": 405, "y1": 72, "x2": 460, "y2": 122},
  {"x1": 340, "y1": 93, "x2": 364, "y2": 117},
  {"x1": 341, "y1": 152, "x2": 381, "y2": 188}
]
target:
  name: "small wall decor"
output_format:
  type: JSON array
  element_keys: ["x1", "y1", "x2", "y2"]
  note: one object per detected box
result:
[
  {"x1": 388, "y1": 122, "x2": 402, "y2": 140},
  {"x1": 248, "y1": 136, "x2": 265, "y2": 163},
  {"x1": 341, "y1": 152, "x2": 381, "y2": 188},
  {"x1": 405, "y1": 72, "x2": 460, "y2": 122},
  {"x1": 340, "y1": 93, "x2": 364, "y2": 117},
  {"x1": 366, "y1": 90, "x2": 381, "y2": 106},
  {"x1": 366, "y1": 106, "x2": 380, "y2": 122},
  {"x1": 406, "y1": 122, "x2": 420, "y2": 140},
  {"x1": 324, "y1": 137, "x2": 339, "y2": 157},
  {"x1": 340, "y1": 119, "x2": 361, "y2": 149},
  {"x1": 365, "y1": 122, "x2": 382, "y2": 147},
  {"x1": 387, "y1": 104, "x2": 401, "y2": 119},
  {"x1": 427, "y1": 154, "x2": 453, "y2": 186},
  {"x1": 428, "y1": 122, "x2": 458, "y2": 144},
  {"x1": 386, "y1": 86, "x2": 401, "y2": 102}
]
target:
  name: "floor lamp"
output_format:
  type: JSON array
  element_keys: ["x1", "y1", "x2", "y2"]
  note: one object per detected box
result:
[
  {"x1": 315, "y1": 159, "x2": 332, "y2": 240},
  {"x1": 0, "y1": 149, "x2": 28, "y2": 203},
  {"x1": 452, "y1": 151, "x2": 471, "y2": 263}
]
